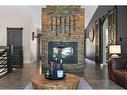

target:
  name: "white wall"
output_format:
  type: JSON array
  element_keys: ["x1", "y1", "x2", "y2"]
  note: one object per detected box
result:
[
  {"x1": 0, "y1": 6, "x2": 42, "y2": 29},
  {"x1": 0, "y1": 6, "x2": 43, "y2": 63}
]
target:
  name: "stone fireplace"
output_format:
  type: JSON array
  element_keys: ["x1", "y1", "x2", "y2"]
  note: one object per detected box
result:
[{"x1": 41, "y1": 6, "x2": 84, "y2": 73}]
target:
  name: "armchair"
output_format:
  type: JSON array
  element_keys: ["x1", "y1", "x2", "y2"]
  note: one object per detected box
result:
[{"x1": 108, "y1": 58, "x2": 127, "y2": 88}]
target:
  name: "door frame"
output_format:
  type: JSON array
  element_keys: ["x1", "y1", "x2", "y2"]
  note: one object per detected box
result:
[
  {"x1": 95, "y1": 8, "x2": 117, "y2": 65},
  {"x1": 7, "y1": 27, "x2": 23, "y2": 68}
]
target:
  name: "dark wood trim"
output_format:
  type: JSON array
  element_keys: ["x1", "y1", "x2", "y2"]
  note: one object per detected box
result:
[{"x1": 7, "y1": 27, "x2": 23, "y2": 30}]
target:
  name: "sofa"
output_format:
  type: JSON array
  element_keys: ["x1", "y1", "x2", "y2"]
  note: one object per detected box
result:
[{"x1": 108, "y1": 58, "x2": 127, "y2": 88}]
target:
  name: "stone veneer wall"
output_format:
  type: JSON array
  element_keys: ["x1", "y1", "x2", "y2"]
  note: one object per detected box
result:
[{"x1": 41, "y1": 6, "x2": 84, "y2": 65}]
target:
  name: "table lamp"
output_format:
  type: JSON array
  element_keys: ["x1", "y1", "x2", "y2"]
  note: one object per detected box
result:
[{"x1": 109, "y1": 45, "x2": 121, "y2": 58}]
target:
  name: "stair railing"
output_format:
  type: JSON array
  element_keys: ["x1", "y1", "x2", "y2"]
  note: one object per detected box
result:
[{"x1": 0, "y1": 46, "x2": 9, "y2": 77}]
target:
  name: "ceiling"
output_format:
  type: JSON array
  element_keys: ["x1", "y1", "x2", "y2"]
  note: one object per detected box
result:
[{"x1": 81, "y1": 6, "x2": 98, "y2": 28}]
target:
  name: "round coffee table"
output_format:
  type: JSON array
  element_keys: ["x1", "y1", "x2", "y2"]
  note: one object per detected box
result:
[{"x1": 31, "y1": 73, "x2": 80, "y2": 89}]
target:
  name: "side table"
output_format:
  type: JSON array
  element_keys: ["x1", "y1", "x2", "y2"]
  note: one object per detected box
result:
[{"x1": 31, "y1": 73, "x2": 80, "y2": 89}]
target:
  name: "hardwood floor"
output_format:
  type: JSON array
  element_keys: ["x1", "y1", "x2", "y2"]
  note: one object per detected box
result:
[
  {"x1": 0, "y1": 59, "x2": 124, "y2": 89},
  {"x1": 84, "y1": 59, "x2": 124, "y2": 89},
  {"x1": 0, "y1": 63, "x2": 41, "y2": 89}
]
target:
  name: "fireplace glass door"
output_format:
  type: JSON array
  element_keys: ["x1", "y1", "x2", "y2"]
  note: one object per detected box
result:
[{"x1": 48, "y1": 42, "x2": 77, "y2": 64}]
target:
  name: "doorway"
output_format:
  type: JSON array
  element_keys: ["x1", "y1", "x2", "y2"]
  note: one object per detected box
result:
[
  {"x1": 102, "y1": 18, "x2": 109, "y2": 65},
  {"x1": 102, "y1": 9, "x2": 117, "y2": 66},
  {"x1": 7, "y1": 27, "x2": 23, "y2": 68}
]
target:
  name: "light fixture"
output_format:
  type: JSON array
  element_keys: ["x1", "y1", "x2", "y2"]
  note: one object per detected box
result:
[{"x1": 109, "y1": 45, "x2": 121, "y2": 58}]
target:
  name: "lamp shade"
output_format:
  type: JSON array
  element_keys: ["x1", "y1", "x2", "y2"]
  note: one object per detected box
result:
[{"x1": 109, "y1": 45, "x2": 121, "y2": 54}]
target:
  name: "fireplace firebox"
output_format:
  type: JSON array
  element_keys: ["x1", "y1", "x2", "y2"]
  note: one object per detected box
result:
[{"x1": 48, "y1": 42, "x2": 77, "y2": 64}]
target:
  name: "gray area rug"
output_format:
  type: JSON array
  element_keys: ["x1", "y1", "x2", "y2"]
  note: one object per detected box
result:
[
  {"x1": 24, "y1": 77, "x2": 92, "y2": 89},
  {"x1": 78, "y1": 78, "x2": 92, "y2": 89}
]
